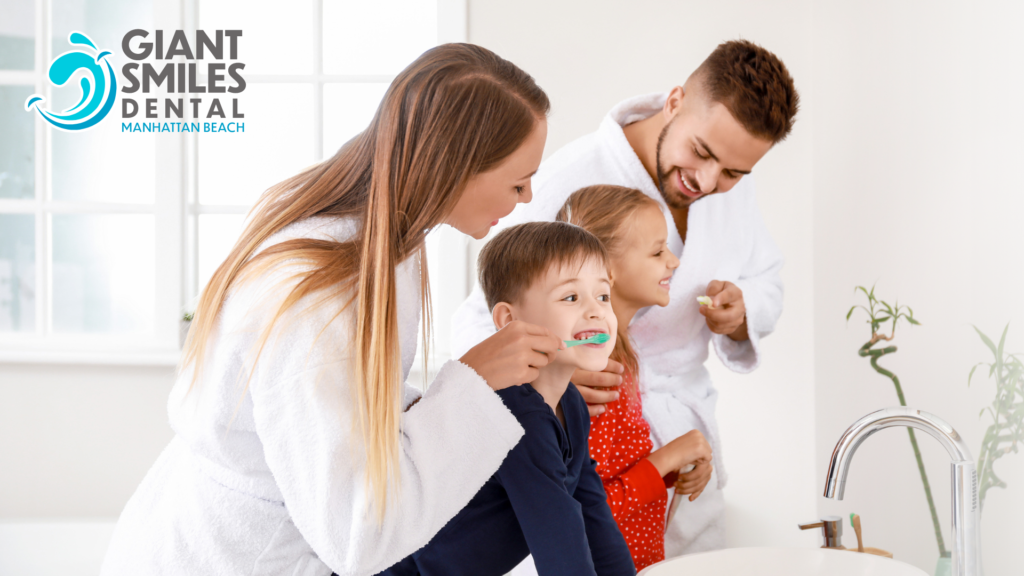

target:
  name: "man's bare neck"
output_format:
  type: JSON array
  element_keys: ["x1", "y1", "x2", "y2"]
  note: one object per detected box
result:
[{"x1": 622, "y1": 113, "x2": 662, "y2": 184}]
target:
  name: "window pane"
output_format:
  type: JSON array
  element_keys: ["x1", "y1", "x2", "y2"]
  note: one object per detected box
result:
[
  {"x1": 52, "y1": 214, "x2": 154, "y2": 334},
  {"x1": 200, "y1": 0, "x2": 312, "y2": 75},
  {"x1": 0, "y1": 0, "x2": 34, "y2": 70},
  {"x1": 198, "y1": 84, "x2": 313, "y2": 206},
  {"x1": 197, "y1": 213, "x2": 244, "y2": 292},
  {"x1": 322, "y1": 83, "x2": 388, "y2": 159},
  {"x1": 51, "y1": 116, "x2": 156, "y2": 203},
  {"x1": 0, "y1": 86, "x2": 35, "y2": 199},
  {"x1": 52, "y1": 0, "x2": 152, "y2": 69},
  {"x1": 323, "y1": 0, "x2": 437, "y2": 75},
  {"x1": 51, "y1": 0, "x2": 155, "y2": 203},
  {"x1": 0, "y1": 215, "x2": 35, "y2": 332}
]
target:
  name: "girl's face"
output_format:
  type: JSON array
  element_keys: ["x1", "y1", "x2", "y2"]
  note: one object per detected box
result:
[
  {"x1": 609, "y1": 205, "x2": 681, "y2": 311},
  {"x1": 446, "y1": 118, "x2": 548, "y2": 240}
]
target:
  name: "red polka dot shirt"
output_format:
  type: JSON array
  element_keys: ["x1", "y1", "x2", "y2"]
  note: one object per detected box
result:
[{"x1": 587, "y1": 371, "x2": 677, "y2": 571}]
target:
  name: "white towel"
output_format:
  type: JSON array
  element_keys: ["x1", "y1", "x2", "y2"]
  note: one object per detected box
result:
[
  {"x1": 101, "y1": 215, "x2": 525, "y2": 576},
  {"x1": 452, "y1": 92, "x2": 784, "y2": 555}
]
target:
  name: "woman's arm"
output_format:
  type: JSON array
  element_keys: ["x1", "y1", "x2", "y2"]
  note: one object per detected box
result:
[
  {"x1": 253, "y1": 357, "x2": 523, "y2": 576},
  {"x1": 245, "y1": 279, "x2": 525, "y2": 576}
]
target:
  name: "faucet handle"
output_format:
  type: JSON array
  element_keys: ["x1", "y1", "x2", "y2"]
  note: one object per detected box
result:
[{"x1": 797, "y1": 516, "x2": 844, "y2": 549}]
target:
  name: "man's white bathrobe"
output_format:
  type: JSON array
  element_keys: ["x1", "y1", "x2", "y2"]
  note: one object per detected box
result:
[
  {"x1": 101, "y1": 216, "x2": 526, "y2": 576},
  {"x1": 451, "y1": 92, "x2": 784, "y2": 557}
]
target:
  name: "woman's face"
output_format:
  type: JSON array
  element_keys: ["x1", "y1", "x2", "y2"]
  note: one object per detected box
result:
[
  {"x1": 446, "y1": 117, "x2": 548, "y2": 240},
  {"x1": 609, "y1": 205, "x2": 681, "y2": 311}
]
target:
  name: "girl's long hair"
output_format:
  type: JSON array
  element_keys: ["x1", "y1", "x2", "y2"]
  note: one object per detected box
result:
[
  {"x1": 555, "y1": 185, "x2": 662, "y2": 407},
  {"x1": 180, "y1": 43, "x2": 549, "y2": 520}
]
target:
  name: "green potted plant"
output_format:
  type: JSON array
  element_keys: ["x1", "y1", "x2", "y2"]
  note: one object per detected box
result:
[{"x1": 847, "y1": 285, "x2": 948, "y2": 572}]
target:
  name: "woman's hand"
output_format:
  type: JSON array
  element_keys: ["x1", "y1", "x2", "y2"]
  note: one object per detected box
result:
[
  {"x1": 459, "y1": 320, "x2": 566, "y2": 391},
  {"x1": 572, "y1": 359, "x2": 625, "y2": 416}
]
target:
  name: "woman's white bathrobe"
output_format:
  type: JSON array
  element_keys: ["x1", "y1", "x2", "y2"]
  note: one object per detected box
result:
[
  {"x1": 101, "y1": 216, "x2": 525, "y2": 576},
  {"x1": 451, "y1": 92, "x2": 784, "y2": 558}
]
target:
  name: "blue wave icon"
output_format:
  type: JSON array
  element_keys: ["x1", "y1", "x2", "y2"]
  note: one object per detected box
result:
[{"x1": 25, "y1": 32, "x2": 117, "y2": 131}]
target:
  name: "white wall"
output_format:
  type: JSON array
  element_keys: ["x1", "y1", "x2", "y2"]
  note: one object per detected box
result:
[
  {"x1": 468, "y1": 0, "x2": 820, "y2": 551},
  {"x1": 0, "y1": 364, "x2": 174, "y2": 517},
  {"x1": 812, "y1": 2, "x2": 1024, "y2": 574}
]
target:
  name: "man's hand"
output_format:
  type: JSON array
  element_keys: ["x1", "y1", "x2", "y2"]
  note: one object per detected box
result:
[
  {"x1": 572, "y1": 359, "x2": 624, "y2": 417},
  {"x1": 700, "y1": 280, "x2": 749, "y2": 341}
]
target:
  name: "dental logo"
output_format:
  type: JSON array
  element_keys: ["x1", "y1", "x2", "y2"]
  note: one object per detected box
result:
[{"x1": 24, "y1": 32, "x2": 117, "y2": 131}]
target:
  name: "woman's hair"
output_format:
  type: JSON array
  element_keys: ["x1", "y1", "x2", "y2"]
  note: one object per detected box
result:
[
  {"x1": 180, "y1": 43, "x2": 549, "y2": 520},
  {"x1": 477, "y1": 221, "x2": 609, "y2": 312},
  {"x1": 555, "y1": 185, "x2": 662, "y2": 405}
]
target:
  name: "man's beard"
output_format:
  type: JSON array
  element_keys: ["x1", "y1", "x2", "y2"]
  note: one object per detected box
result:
[{"x1": 654, "y1": 121, "x2": 694, "y2": 211}]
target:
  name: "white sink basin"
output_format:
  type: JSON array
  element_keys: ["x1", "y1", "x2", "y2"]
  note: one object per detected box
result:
[{"x1": 638, "y1": 547, "x2": 928, "y2": 576}]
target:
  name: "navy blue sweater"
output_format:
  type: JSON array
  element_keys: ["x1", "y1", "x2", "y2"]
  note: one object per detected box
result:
[{"x1": 376, "y1": 382, "x2": 636, "y2": 576}]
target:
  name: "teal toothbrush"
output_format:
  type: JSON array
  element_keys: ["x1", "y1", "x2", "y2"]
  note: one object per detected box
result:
[{"x1": 564, "y1": 333, "x2": 611, "y2": 347}]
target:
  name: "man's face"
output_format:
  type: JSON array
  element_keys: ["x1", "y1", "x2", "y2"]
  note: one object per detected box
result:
[
  {"x1": 655, "y1": 93, "x2": 773, "y2": 210},
  {"x1": 508, "y1": 257, "x2": 617, "y2": 373}
]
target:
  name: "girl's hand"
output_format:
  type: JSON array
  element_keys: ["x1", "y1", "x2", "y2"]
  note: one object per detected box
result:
[
  {"x1": 676, "y1": 459, "x2": 713, "y2": 501},
  {"x1": 459, "y1": 320, "x2": 566, "y2": 391},
  {"x1": 646, "y1": 429, "x2": 712, "y2": 477}
]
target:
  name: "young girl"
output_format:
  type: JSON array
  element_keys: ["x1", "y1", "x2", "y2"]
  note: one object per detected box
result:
[{"x1": 556, "y1": 185, "x2": 713, "y2": 571}]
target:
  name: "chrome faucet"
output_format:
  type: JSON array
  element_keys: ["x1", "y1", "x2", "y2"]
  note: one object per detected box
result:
[{"x1": 824, "y1": 407, "x2": 979, "y2": 576}]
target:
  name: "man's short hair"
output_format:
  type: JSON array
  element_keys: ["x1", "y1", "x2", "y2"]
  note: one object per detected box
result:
[
  {"x1": 694, "y1": 39, "x2": 800, "y2": 143},
  {"x1": 478, "y1": 221, "x2": 608, "y2": 312}
]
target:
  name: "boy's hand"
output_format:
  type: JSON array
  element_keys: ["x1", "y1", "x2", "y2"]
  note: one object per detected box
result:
[
  {"x1": 700, "y1": 280, "x2": 748, "y2": 341},
  {"x1": 572, "y1": 359, "x2": 624, "y2": 416},
  {"x1": 460, "y1": 320, "x2": 565, "y2": 391}
]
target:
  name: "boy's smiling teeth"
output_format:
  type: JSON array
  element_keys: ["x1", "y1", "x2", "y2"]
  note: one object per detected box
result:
[{"x1": 573, "y1": 330, "x2": 606, "y2": 341}]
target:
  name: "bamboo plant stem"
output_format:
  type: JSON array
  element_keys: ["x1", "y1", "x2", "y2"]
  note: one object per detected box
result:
[{"x1": 860, "y1": 341, "x2": 948, "y2": 557}]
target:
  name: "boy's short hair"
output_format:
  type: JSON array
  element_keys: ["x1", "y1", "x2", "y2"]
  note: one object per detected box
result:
[
  {"x1": 693, "y1": 39, "x2": 800, "y2": 143},
  {"x1": 478, "y1": 221, "x2": 609, "y2": 311}
]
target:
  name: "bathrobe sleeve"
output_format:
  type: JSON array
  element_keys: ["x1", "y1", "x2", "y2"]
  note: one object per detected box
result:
[
  {"x1": 711, "y1": 182, "x2": 784, "y2": 374},
  {"x1": 246, "y1": 273, "x2": 525, "y2": 576}
]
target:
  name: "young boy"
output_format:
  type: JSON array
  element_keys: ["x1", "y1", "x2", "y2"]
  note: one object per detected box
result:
[{"x1": 378, "y1": 222, "x2": 636, "y2": 576}]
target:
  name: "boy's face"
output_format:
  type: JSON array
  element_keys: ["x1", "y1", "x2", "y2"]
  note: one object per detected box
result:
[{"x1": 495, "y1": 257, "x2": 617, "y2": 373}]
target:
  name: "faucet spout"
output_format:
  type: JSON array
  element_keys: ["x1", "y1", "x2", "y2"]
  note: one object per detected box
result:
[{"x1": 824, "y1": 407, "x2": 979, "y2": 576}]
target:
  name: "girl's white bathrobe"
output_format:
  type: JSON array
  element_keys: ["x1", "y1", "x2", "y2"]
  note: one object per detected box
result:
[
  {"x1": 451, "y1": 92, "x2": 784, "y2": 558},
  {"x1": 101, "y1": 216, "x2": 525, "y2": 576}
]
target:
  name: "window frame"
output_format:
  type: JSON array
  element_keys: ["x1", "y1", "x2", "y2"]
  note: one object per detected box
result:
[{"x1": 0, "y1": 0, "x2": 470, "y2": 366}]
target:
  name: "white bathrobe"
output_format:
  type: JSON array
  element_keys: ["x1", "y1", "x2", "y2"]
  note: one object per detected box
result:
[
  {"x1": 101, "y1": 215, "x2": 525, "y2": 576},
  {"x1": 451, "y1": 92, "x2": 784, "y2": 559}
]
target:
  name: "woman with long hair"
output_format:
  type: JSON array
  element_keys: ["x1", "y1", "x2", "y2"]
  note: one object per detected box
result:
[{"x1": 100, "y1": 43, "x2": 562, "y2": 576}]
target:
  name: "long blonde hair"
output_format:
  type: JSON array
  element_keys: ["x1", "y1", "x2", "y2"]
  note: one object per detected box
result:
[
  {"x1": 555, "y1": 185, "x2": 662, "y2": 406},
  {"x1": 180, "y1": 43, "x2": 549, "y2": 519}
]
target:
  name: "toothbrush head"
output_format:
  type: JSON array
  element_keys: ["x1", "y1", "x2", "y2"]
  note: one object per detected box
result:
[{"x1": 564, "y1": 332, "x2": 611, "y2": 347}]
